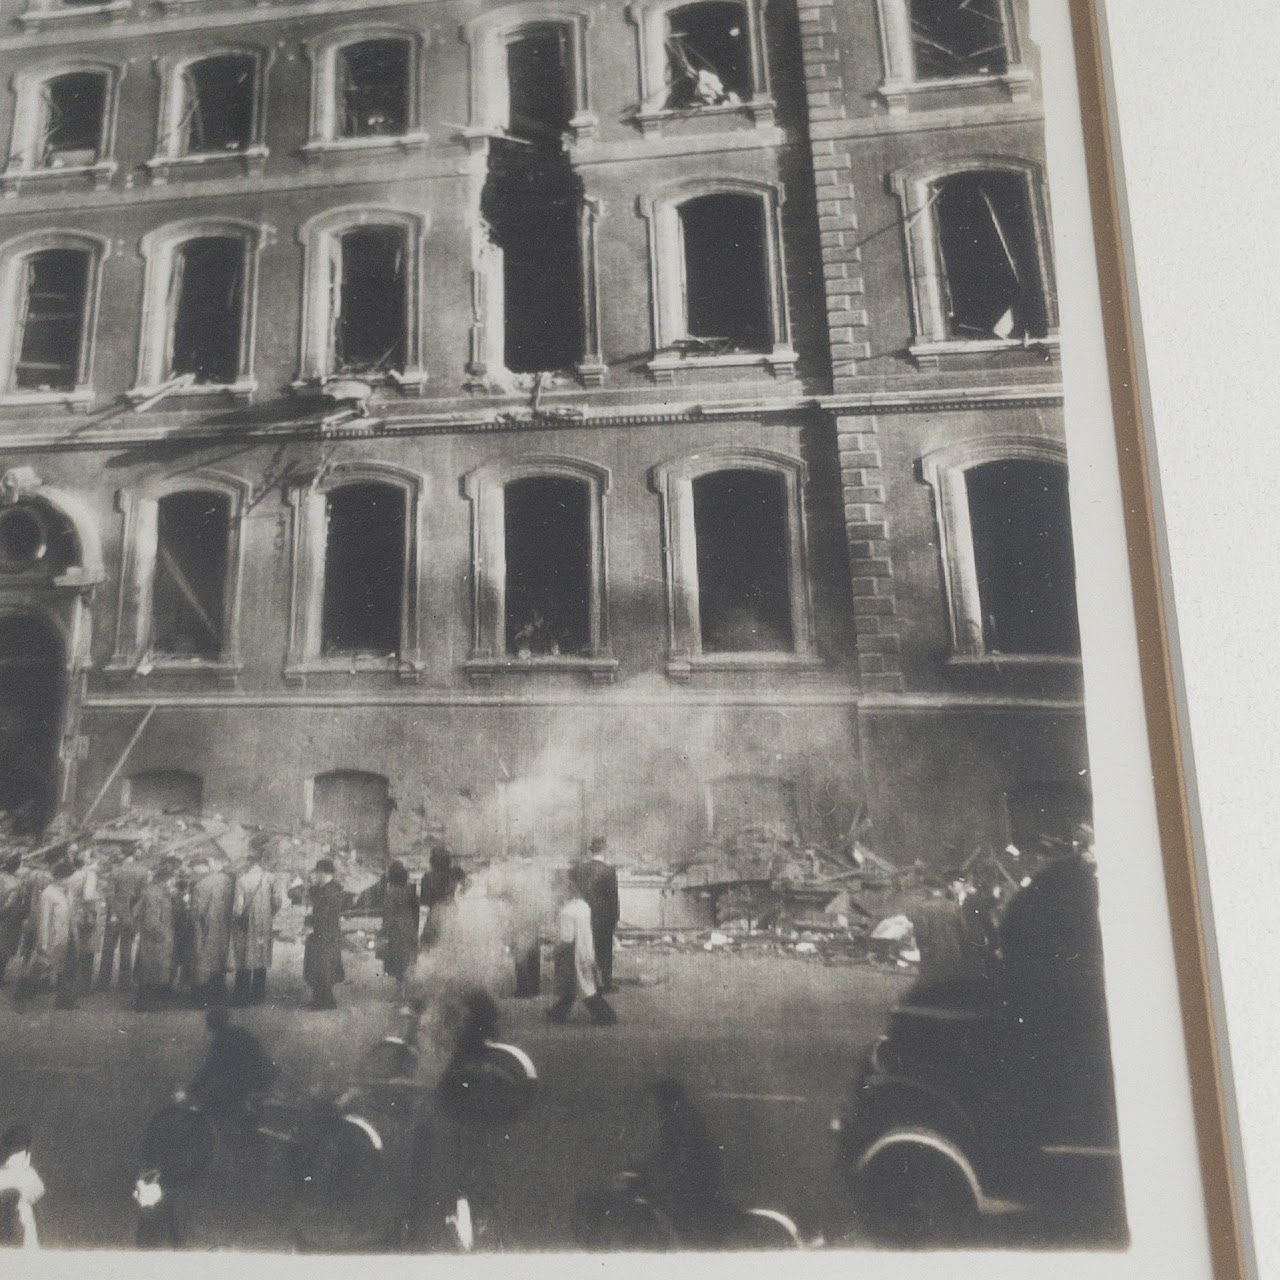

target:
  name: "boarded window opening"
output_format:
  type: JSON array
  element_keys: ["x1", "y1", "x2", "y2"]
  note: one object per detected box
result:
[
  {"x1": 14, "y1": 248, "x2": 89, "y2": 392},
  {"x1": 679, "y1": 193, "x2": 770, "y2": 353},
  {"x1": 693, "y1": 469, "x2": 793, "y2": 653},
  {"x1": 934, "y1": 170, "x2": 1047, "y2": 340},
  {"x1": 40, "y1": 72, "x2": 106, "y2": 167},
  {"x1": 965, "y1": 458, "x2": 1079, "y2": 656},
  {"x1": 170, "y1": 236, "x2": 244, "y2": 385},
  {"x1": 312, "y1": 769, "x2": 391, "y2": 864},
  {"x1": 181, "y1": 55, "x2": 255, "y2": 154},
  {"x1": 910, "y1": 0, "x2": 1008, "y2": 79},
  {"x1": 321, "y1": 482, "x2": 405, "y2": 657},
  {"x1": 153, "y1": 490, "x2": 230, "y2": 659},
  {"x1": 334, "y1": 227, "x2": 407, "y2": 375},
  {"x1": 125, "y1": 770, "x2": 203, "y2": 816},
  {"x1": 665, "y1": 2, "x2": 750, "y2": 108},
  {"x1": 339, "y1": 39, "x2": 410, "y2": 138},
  {"x1": 504, "y1": 476, "x2": 591, "y2": 657},
  {"x1": 506, "y1": 25, "x2": 574, "y2": 143}
]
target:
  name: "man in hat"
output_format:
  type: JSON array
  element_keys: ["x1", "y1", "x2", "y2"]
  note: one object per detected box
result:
[
  {"x1": 231, "y1": 849, "x2": 283, "y2": 1006},
  {"x1": 190, "y1": 854, "x2": 235, "y2": 1008},
  {"x1": 98, "y1": 848, "x2": 149, "y2": 992},
  {"x1": 0, "y1": 852, "x2": 26, "y2": 986},
  {"x1": 303, "y1": 859, "x2": 345, "y2": 1010},
  {"x1": 578, "y1": 836, "x2": 620, "y2": 994}
]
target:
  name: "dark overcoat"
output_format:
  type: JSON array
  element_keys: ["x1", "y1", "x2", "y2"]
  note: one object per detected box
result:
[
  {"x1": 303, "y1": 878, "x2": 346, "y2": 989},
  {"x1": 132, "y1": 881, "x2": 176, "y2": 987},
  {"x1": 379, "y1": 884, "x2": 420, "y2": 980}
]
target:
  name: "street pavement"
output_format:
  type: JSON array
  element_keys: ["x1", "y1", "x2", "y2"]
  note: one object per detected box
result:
[{"x1": 0, "y1": 936, "x2": 911, "y2": 1252}]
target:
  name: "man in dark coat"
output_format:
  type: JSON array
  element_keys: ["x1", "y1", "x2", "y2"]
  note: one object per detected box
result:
[
  {"x1": 303, "y1": 858, "x2": 345, "y2": 1010},
  {"x1": 133, "y1": 864, "x2": 177, "y2": 1012},
  {"x1": 0, "y1": 853, "x2": 25, "y2": 986},
  {"x1": 579, "y1": 837, "x2": 620, "y2": 993},
  {"x1": 419, "y1": 847, "x2": 463, "y2": 948},
  {"x1": 98, "y1": 850, "x2": 149, "y2": 991},
  {"x1": 378, "y1": 860, "x2": 419, "y2": 997}
]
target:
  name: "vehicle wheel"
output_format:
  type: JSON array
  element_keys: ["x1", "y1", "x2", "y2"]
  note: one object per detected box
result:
[
  {"x1": 293, "y1": 1114, "x2": 391, "y2": 1252},
  {"x1": 731, "y1": 1207, "x2": 805, "y2": 1249},
  {"x1": 858, "y1": 1138, "x2": 979, "y2": 1247},
  {"x1": 139, "y1": 1105, "x2": 216, "y2": 1184}
]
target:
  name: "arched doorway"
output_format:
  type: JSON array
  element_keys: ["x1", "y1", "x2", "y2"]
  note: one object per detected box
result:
[{"x1": 0, "y1": 612, "x2": 66, "y2": 834}]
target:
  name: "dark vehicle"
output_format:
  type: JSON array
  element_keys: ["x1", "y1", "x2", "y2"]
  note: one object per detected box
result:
[{"x1": 834, "y1": 852, "x2": 1127, "y2": 1247}]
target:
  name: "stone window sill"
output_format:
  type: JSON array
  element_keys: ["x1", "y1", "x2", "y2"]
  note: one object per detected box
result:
[
  {"x1": 910, "y1": 335, "x2": 1059, "y2": 369},
  {"x1": 301, "y1": 132, "x2": 430, "y2": 161},
  {"x1": 946, "y1": 653, "x2": 1082, "y2": 669},
  {"x1": 0, "y1": 388, "x2": 95, "y2": 411},
  {"x1": 128, "y1": 379, "x2": 256, "y2": 406},
  {"x1": 464, "y1": 655, "x2": 619, "y2": 686},
  {"x1": 145, "y1": 148, "x2": 268, "y2": 183},
  {"x1": 647, "y1": 346, "x2": 797, "y2": 383},
  {"x1": 666, "y1": 652, "x2": 824, "y2": 681},
  {"x1": 104, "y1": 657, "x2": 242, "y2": 686},
  {"x1": 19, "y1": 0, "x2": 129, "y2": 28},
  {"x1": 285, "y1": 655, "x2": 422, "y2": 685},
  {"x1": 1, "y1": 161, "x2": 116, "y2": 195},
  {"x1": 631, "y1": 97, "x2": 775, "y2": 137},
  {"x1": 878, "y1": 67, "x2": 1034, "y2": 113}
]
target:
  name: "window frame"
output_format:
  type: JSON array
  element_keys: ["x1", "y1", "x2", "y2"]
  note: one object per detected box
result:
[
  {"x1": 639, "y1": 178, "x2": 796, "y2": 381},
  {"x1": 302, "y1": 26, "x2": 429, "y2": 158},
  {"x1": 891, "y1": 156, "x2": 1058, "y2": 365},
  {"x1": 626, "y1": 0, "x2": 774, "y2": 135},
  {"x1": 920, "y1": 433, "x2": 1080, "y2": 665},
  {"x1": 17, "y1": 0, "x2": 130, "y2": 33},
  {"x1": 284, "y1": 462, "x2": 424, "y2": 682},
  {"x1": 2, "y1": 61, "x2": 121, "y2": 193},
  {"x1": 133, "y1": 219, "x2": 263, "y2": 401},
  {"x1": 873, "y1": 0, "x2": 1033, "y2": 112},
  {"x1": 462, "y1": 455, "x2": 616, "y2": 684},
  {"x1": 147, "y1": 48, "x2": 270, "y2": 183},
  {"x1": 106, "y1": 472, "x2": 249, "y2": 681},
  {"x1": 649, "y1": 446, "x2": 819, "y2": 679},
  {"x1": 0, "y1": 230, "x2": 107, "y2": 408},
  {"x1": 294, "y1": 206, "x2": 428, "y2": 392}
]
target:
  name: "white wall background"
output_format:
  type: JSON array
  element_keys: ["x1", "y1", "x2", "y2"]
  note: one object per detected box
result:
[{"x1": 1102, "y1": 3, "x2": 1280, "y2": 1275}]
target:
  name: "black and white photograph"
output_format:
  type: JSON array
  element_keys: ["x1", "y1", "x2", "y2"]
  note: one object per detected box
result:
[{"x1": 0, "y1": 0, "x2": 1231, "y2": 1267}]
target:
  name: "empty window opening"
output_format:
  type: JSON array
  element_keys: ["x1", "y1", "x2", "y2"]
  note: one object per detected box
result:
[
  {"x1": 504, "y1": 476, "x2": 591, "y2": 657},
  {"x1": 40, "y1": 72, "x2": 106, "y2": 168},
  {"x1": 153, "y1": 491, "x2": 230, "y2": 659},
  {"x1": 0, "y1": 502, "x2": 77, "y2": 577},
  {"x1": 333, "y1": 227, "x2": 407, "y2": 375},
  {"x1": 14, "y1": 248, "x2": 90, "y2": 392},
  {"x1": 312, "y1": 769, "x2": 391, "y2": 864},
  {"x1": 481, "y1": 139, "x2": 584, "y2": 374},
  {"x1": 339, "y1": 39, "x2": 410, "y2": 138},
  {"x1": 934, "y1": 170, "x2": 1047, "y2": 340},
  {"x1": 665, "y1": 2, "x2": 750, "y2": 108},
  {"x1": 506, "y1": 25, "x2": 574, "y2": 143},
  {"x1": 693, "y1": 469, "x2": 793, "y2": 653},
  {"x1": 965, "y1": 458, "x2": 1079, "y2": 655},
  {"x1": 910, "y1": 0, "x2": 1008, "y2": 79},
  {"x1": 321, "y1": 482, "x2": 405, "y2": 656},
  {"x1": 169, "y1": 237, "x2": 244, "y2": 385},
  {"x1": 180, "y1": 55, "x2": 255, "y2": 154},
  {"x1": 679, "y1": 194, "x2": 770, "y2": 353},
  {"x1": 124, "y1": 770, "x2": 203, "y2": 817}
]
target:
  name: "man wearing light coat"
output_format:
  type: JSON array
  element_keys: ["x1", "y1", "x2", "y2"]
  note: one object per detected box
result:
[{"x1": 232, "y1": 854, "x2": 282, "y2": 1006}]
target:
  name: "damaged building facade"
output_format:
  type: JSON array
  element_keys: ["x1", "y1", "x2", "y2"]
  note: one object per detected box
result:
[{"x1": 0, "y1": 0, "x2": 1085, "y2": 868}]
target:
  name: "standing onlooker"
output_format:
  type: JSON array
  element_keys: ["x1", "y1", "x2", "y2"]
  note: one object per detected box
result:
[
  {"x1": 419, "y1": 847, "x2": 463, "y2": 949},
  {"x1": 190, "y1": 855, "x2": 235, "y2": 1008},
  {"x1": 231, "y1": 853, "x2": 283, "y2": 1006},
  {"x1": 303, "y1": 858, "x2": 345, "y2": 1010},
  {"x1": 15, "y1": 860, "x2": 76, "y2": 1009},
  {"x1": 0, "y1": 853, "x2": 25, "y2": 986},
  {"x1": 580, "y1": 837, "x2": 620, "y2": 994},
  {"x1": 98, "y1": 849, "x2": 148, "y2": 992},
  {"x1": 170, "y1": 863, "x2": 196, "y2": 995},
  {"x1": 66, "y1": 848, "x2": 103, "y2": 996},
  {"x1": 133, "y1": 863, "x2": 177, "y2": 1012},
  {"x1": 378, "y1": 861, "x2": 419, "y2": 998},
  {"x1": 493, "y1": 858, "x2": 554, "y2": 998},
  {"x1": 546, "y1": 865, "x2": 615, "y2": 1026},
  {"x1": 0, "y1": 1125, "x2": 44, "y2": 1249}
]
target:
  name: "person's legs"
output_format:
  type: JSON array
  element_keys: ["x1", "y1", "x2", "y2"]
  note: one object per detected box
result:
[
  {"x1": 546, "y1": 945, "x2": 575, "y2": 1022},
  {"x1": 233, "y1": 969, "x2": 251, "y2": 1006},
  {"x1": 585, "y1": 992, "x2": 616, "y2": 1026},
  {"x1": 592, "y1": 921, "x2": 615, "y2": 992},
  {"x1": 118, "y1": 925, "x2": 136, "y2": 989},
  {"x1": 98, "y1": 916, "x2": 120, "y2": 990},
  {"x1": 250, "y1": 968, "x2": 267, "y2": 1004},
  {"x1": 514, "y1": 944, "x2": 541, "y2": 997},
  {"x1": 55, "y1": 953, "x2": 78, "y2": 1009}
]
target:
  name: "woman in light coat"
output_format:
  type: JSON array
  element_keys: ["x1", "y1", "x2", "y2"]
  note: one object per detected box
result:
[{"x1": 232, "y1": 856, "x2": 283, "y2": 1006}]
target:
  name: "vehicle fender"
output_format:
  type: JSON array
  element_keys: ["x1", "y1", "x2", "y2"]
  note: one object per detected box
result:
[{"x1": 856, "y1": 1126, "x2": 984, "y2": 1208}]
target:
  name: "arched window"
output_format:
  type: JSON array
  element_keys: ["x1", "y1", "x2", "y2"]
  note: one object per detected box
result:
[
  {"x1": 921, "y1": 437, "x2": 1080, "y2": 661},
  {"x1": 892, "y1": 159, "x2": 1056, "y2": 361}
]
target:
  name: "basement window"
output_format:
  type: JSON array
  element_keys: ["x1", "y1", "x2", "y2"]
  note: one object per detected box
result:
[
  {"x1": 169, "y1": 237, "x2": 244, "y2": 386},
  {"x1": 124, "y1": 770, "x2": 204, "y2": 817},
  {"x1": 13, "y1": 248, "x2": 90, "y2": 392},
  {"x1": 965, "y1": 458, "x2": 1079, "y2": 656},
  {"x1": 333, "y1": 227, "x2": 407, "y2": 375},
  {"x1": 153, "y1": 491, "x2": 231, "y2": 659},
  {"x1": 664, "y1": 2, "x2": 750, "y2": 108},
  {"x1": 504, "y1": 476, "x2": 591, "y2": 657},
  {"x1": 506, "y1": 25, "x2": 574, "y2": 143},
  {"x1": 339, "y1": 39, "x2": 410, "y2": 138},
  {"x1": 934, "y1": 169, "x2": 1048, "y2": 341},
  {"x1": 40, "y1": 71, "x2": 106, "y2": 168},
  {"x1": 679, "y1": 193, "x2": 770, "y2": 353},
  {"x1": 321, "y1": 482, "x2": 406, "y2": 657},
  {"x1": 692, "y1": 468, "x2": 794, "y2": 653},
  {"x1": 910, "y1": 0, "x2": 1009, "y2": 80},
  {"x1": 180, "y1": 55, "x2": 255, "y2": 154}
]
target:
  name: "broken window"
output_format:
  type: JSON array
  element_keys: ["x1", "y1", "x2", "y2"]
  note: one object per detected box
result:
[
  {"x1": 965, "y1": 458, "x2": 1079, "y2": 655},
  {"x1": 503, "y1": 476, "x2": 591, "y2": 657},
  {"x1": 338, "y1": 39, "x2": 410, "y2": 138},
  {"x1": 934, "y1": 170, "x2": 1047, "y2": 341},
  {"x1": 321, "y1": 482, "x2": 405, "y2": 656},
  {"x1": 153, "y1": 491, "x2": 230, "y2": 659},
  {"x1": 180, "y1": 55, "x2": 255, "y2": 154},
  {"x1": 14, "y1": 248, "x2": 90, "y2": 391},
  {"x1": 312, "y1": 770, "x2": 391, "y2": 863},
  {"x1": 169, "y1": 237, "x2": 244, "y2": 385},
  {"x1": 910, "y1": 0, "x2": 1009, "y2": 79},
  {"x1": 39, "y1": 71, "x2": 106, "y2": 167},
  {"x1": 679, "y1": 193, "x2": 770, "y2": 353},
  {"x1": 665, "y1": 2, "x2": 750, "y2": 108},
  {"x1": 332, "y1": 227, "x2": 407, "y2": 375},
  {"x1": 125, "y1": 770, "x2": 203, "y2": 817},
  {"x1": 506, "y1": 24, "x2": 574, "y2": 143},
  {"x1": 693, "y1": 468, "x2": 793, "y2": 652}
]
